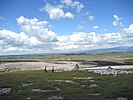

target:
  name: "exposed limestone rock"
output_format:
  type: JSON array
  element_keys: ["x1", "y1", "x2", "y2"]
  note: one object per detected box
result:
[
  {"x1": 0, "y1": 87, "x2": 11, "y2": 94},
  {"x1": 89, "y1": 66, "x2": 133, "y2": 75},
  {"x1": 22, "y1": 82, "x2": 33, "y2": 87},
  {"x1": 48, "y1": 96, "x2": 63, "y2": 100},
  {"x1": 116, "y1": 97, "x2": 128, "y2": 100},
  {"x1": 32, "y1": 89, "x2": 51, "y2": 93},
  {"x1": 89, "y1": 84, "x2": 98, "y2": 88},
  {"x1": 87, "y1": 93, "x2": 99, "y2": 96}
]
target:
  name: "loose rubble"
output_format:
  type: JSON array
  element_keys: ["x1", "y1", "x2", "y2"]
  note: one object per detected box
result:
[
  {"x1": 52, "y1": 80, "x2": 79, "y2": 84},
  {"x1": 55, "y1": 87, "x2": 60, "y2": 91},
  {"x1": 89, "y1": 66, "x2": 133, "y2": 75},
  {"x1": 48, "y1": 96, "x2": 63, "y2": 100},
  {"x1": 116, "y1": 97, "x2": 128, "y2": 100},
  {"x1": 87, "y1": 93, "x2": 99, "y2": 96},
  {"x1": 25, "y1": 97, "x2": 31, "y2": 100},
  {"x1": 89, "y1": 84, "x2": 98, "y2": 88},
  {"x1": 22, "y1": 82, "x2": 33, "y2": 87},
  {"x1": 0, "y1": 87, "x2": 11, "y2": 94},
  {"x1": 73, "y1": 77, "x2": 92, "y2": 80},
  {"x1": 0, "y1": 62, "x2": 79, "y2": 72},
  {"x1": 32, "y1": 89, "x2": 51, "y2": 93}
]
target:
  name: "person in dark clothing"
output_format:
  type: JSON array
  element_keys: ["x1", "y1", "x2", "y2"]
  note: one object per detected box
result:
[
  {"x1": 52, "y1": 66, "x2": 54, "y2": 73},
  {"x1": 45, "y1": 66, "x2": 47, "y2": 73}
]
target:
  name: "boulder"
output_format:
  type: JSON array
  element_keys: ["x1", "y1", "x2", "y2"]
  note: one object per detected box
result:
[{"x1": 0, "y1": 87, "x2": 11, "y2": 94}]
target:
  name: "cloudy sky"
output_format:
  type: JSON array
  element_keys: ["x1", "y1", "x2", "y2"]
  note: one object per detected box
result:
[{"x1": 0, "y1": 0, "x2": 133, "y2": 55}]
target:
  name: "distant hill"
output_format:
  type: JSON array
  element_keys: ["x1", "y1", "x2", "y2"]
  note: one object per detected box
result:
[
  {"x1": 62, "y1": 46, "x2": 133, "y2": 55},
  {"x1": 80, "y1": 46, "x2": 133, "y2": 54},
  {"x1": 0, "y1": 46, "x2": 133, "y2": 57}
]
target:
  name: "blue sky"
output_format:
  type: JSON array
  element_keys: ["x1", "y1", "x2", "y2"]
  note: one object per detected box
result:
[{"x1": 0, "y1": 0, "x2": 133, "y2": 55}]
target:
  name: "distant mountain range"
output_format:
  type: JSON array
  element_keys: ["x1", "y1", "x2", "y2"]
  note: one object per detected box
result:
[
  {"x1": 80, "y1": 46, "x2": 133, "y2": 54},
  {"x1": 77, "y1": 46, "x2": 133, "y2": 54},
  {"x1": 61, "y1": 46, "x2": 133, "y2": 55},
  {"x1": 0, "y1": 46, "x2": 133, "y2": 57}
]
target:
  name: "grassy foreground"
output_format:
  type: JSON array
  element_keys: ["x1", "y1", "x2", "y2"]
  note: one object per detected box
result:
[{"x1": 0, "y1": 70, "x2": 133, "y2": 100}]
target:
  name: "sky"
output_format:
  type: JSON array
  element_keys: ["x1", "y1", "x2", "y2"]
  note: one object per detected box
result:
[{"x1": 0, "y1": 0, "x2": 133, "y2": 55}]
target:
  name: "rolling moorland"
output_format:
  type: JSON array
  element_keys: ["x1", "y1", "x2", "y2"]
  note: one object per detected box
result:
[{"x1": 0, "y1": 52, "x2": 133, "y2": 100}]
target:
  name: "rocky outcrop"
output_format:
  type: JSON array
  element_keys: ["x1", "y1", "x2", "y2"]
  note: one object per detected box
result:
[
  {"x1": 0, "y1": 87, "x2": 11, "y2": 95},
  {"x1": 0, "y1": 62, "x2": 77, "y2": 72},
  {"x1": 88, "y1": 67, "x2": 133, "y2": 75}
]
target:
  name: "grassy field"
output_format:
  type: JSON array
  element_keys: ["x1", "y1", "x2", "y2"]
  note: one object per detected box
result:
[
  {"x1": 0, "y1": 53, "x2": 133, "y2": 100},
  {"x1": 0, "y1": 70, "x2": 133, "y2": 100}
]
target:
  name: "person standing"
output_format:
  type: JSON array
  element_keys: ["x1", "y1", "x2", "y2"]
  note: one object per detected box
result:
[
  {"x1": 45, "y1": 66, "x2": 47, "y2": 73},
  {"x1": 52, "y1": 66, "x2": 54, "y2": 73}
]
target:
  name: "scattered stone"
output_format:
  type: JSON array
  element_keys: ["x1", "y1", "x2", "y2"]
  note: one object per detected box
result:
[
  {"x1": 48, "y1": 96, "x2": 63, "y2": 100},
  {"x1": 55, "y1": 87, "x2": 60, "y2": 91},
  {"x1": 89, "y1": 66, "x2": 133, "y2": 75},
  {"x1": 53, "y1": 80, "x2": 79, "y2": 84},
  {"x1": 67, "y1": 59, "x2": 71, "y2": 60},
  {"x1": 26, "y1": 97, "x2": 31, "y2": 100},
  {"x1": 89, "y1": 84, "x2": 97, "y2": 88},
  {"x1": 0, "y1": 87, "x2": 11, "y2": 94},
  {"x1": 65, "y1": 80, "x2": 76, "y2": 84},
  {"x1": 18, "y1": 89, "x2": 23, "y2": 93},
  {"x1": 0, "y1": 69, "x2": 6, "y2": 72},
  {"x1": 87, "y1": 93, "x2": 99, "y2": 96},
  {"x1": 32, "y1": 89, "x2": 51, "y2": 93},
  {"x1": 57, "y1": 82, "x2": 61, "y2": 85},
  {"x1": 73, "y1": 77, "x2": 92, "y2": 80},
  {"x1": 22, "y1": 82, "x2": 33, "y2": 87},
  {"x1": 81, "y1": 85, "x2": 85, "y2": 87},
  {"x1": 89, "y1": 79, "x2": 95, "y2": 82},
  {"x1": 116, "y1": 97, "x2": 128, "y2": 100}
]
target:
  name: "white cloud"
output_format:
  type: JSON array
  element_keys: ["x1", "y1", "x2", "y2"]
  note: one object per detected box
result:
[
  {"x1": 56, "y1": 31, "x2": 123, "y2": 51},
  {"x1": 55, "y1": 23, "x2": 133, "y2": 51},
  {"x1": 122, "y1": 24, "x2": 133, "y2": 37},
  {"x1": 0, "y1": 30, "x2": 29, "y2": 51},
  {"x1": 0, "y1": 29, "x2": 58, "y2": 54},
  {"x1": 61, "y1": 0, "x2": 84, "y2": 12},
  {"x1": 113, "y1": 21, "x2": 123, "y2": 27},
  {"x1": 113, "y1": 15, "x2": 123, "y2": 27},
  {"x1": 76, "y1": 25, "x2": 84, "y2": 30},
  {"x1": 0, "y1": 16, "x2": 60, "y2": 54},
  {"x1": 114, "y1": 15, "x2": 122, "y2": 21},
  {"x1": 89, "y1": 16, "x2": 95, "y2": 21},
  {"x1": 1, "y1": 24, "x2": 133, "y2": 54},
  {"x1": 93, "y1": 25, "x2": 99, "y2": 29},
  {"x1": 41, "y1": 3, "x2": 74, "y2": 19},
  {"x1": 17, "y1": 16, "x2": 48, "y2": 26},
  {"x1": 103, "y1": 28, "x2": 108, "y2": 32},
  {"x1": 17, "y1": 16, "x2": 58, "y2": 42},
  {"x1": 65, "y1": 12, "x2": 74, "y2": 19},
  {"x1": 0, "y1": 15, "x2": 133, "y2": 54},
  {"x1": 123, "y1": 24, "x2": 133, "y2": 32},
  {"x1": 0, "y1": 16, "x2": 4, "y2": 20}
]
